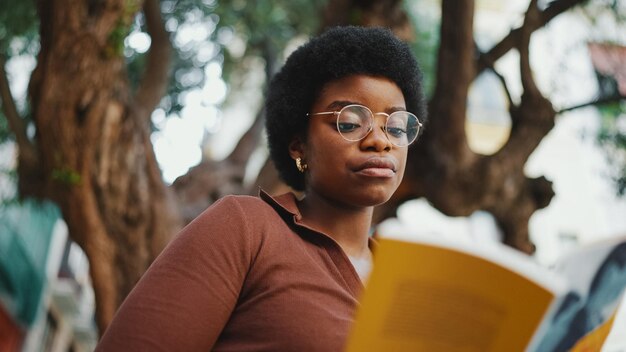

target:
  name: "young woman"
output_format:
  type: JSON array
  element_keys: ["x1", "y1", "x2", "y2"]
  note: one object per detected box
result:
[{"x1": 97, "y1": 26, "x2": 426, "y2": 351}]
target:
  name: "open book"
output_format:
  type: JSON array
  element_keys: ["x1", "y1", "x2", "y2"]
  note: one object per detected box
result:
[{"x1": 345, "y1": 233, "x2": 626, "y2": 352}]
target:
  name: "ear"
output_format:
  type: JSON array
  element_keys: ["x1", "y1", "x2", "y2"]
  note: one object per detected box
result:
[{"x1": 288, "y1": 136, "x2": 306, "y2": 161}]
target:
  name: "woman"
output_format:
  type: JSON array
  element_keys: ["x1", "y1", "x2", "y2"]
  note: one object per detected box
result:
[{"x1": 97, "y1": 26, "x2": 426, "y2": 351}]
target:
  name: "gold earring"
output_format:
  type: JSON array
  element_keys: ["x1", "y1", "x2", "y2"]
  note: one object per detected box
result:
[{"x1": 296, "y1": 157, "x2": 307, "y2": 173}]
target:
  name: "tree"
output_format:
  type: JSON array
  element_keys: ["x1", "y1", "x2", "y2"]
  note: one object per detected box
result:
[
  {"x1": 0, "y1": 0, "x2": 321, "y2": 335},
  {"x1": 2, "y1": 0, "x2": 181, "y2": 333},
  {"x1": 381, "y1": 0, "x2": 565, "y2": 253},
  {"x1": 0, "y1": 0, "x2": 617, "y2": 334},
  {"x1": 259, "y1": 0, "x2": 587, "y2": 254}
]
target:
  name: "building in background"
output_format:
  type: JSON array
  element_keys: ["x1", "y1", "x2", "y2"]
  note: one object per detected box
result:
[{"x1": 588, "y1": 42, "x2": 626, "y2": 97}]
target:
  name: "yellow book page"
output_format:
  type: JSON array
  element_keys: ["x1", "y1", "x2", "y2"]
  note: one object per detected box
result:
[{"x1": 346, "y1": 239, "x2": 555, "y2": 352}]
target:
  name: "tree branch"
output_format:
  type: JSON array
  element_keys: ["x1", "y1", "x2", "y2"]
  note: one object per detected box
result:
[
  {"x1": 0, "y1": 55, "x2": 38, "y2": 165},
  {"x1": 134, "y1": 0, "x2": 172, "y2": 120},
  {"x1": 519, "y1": 0, "x2": 541, "y2": 97},
  {"x1": 320, "y1": 0, "x2": 352, "y2": 31},
  {"x1": 320, "y1": 0, "x2": 413, "y2": 40},
  {"x1": 226, "y1": 39, "x2": 278, "y2": 166},
  {"x1": 226, "y1": 107, "x2": 265, "y2": 166},
  {"x1": 558, "y1": 93, "x2": 626, "y2": 114},
  {"x1": 475, "y1": 40, "x2": 516, "y2": 108},
  {"x1": 492, "y1": 0, "x2": 556, "y2": 169},
  {"x1": 477, "y1": 0, "x2": 588, "y2": 76},
  {"x1": 0, "y1": 56, "x2": 29, "y2": 148},
  {"x1": 425, "y1": 0, "x2": 475, "y2": 163}
]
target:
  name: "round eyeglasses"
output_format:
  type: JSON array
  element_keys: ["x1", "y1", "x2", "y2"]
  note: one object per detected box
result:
[{"x1": 307, "y1": 104, "x2": 422, "y2": 147}]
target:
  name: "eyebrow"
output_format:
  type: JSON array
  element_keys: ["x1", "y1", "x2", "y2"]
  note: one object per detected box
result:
[
  {"x1": 326, "y1": 100, "x2": 407, "y2": 114},
  {"x1": 326, "y1": 100, "x2": 357, "y2": 110},
  {"x1": 387, "y1": 106, "x2": 408, "y2": 114}
]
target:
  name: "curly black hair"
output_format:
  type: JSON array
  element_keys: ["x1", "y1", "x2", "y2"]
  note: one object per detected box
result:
[{"x1": 265, "y1": 26, "x2": 427, "y2": 191}]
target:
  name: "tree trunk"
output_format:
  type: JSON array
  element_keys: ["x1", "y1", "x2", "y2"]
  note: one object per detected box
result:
[
  {"x1": 376, "y1": 0, "x2": 559, "y2": 254},
  {"x1": 171, "y1": 38, "x2": 281, "y2": 222},
  {"x1": 253, "y1": 0, "x2": 562, "y2": 254},
  {"x1": 26, "y1": 0, "x2": 181, "y2": 333},
  {"x1": 320, "y1": 0, "x2": 413, "y2": 40}
]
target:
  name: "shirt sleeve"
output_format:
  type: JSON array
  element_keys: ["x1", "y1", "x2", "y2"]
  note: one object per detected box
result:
[{"x1": 96, "y1": 196, "x2": 256, "y2": 351}]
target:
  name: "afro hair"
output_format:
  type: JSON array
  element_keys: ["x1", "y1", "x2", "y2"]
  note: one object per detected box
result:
[{"x1": 265, "y1": 26, "x2": 427, "y2": 191}]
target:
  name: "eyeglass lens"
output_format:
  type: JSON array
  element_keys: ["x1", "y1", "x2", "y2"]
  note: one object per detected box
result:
[{"x1": 336, "y1": 105, "x2": 420, "y2": 146}]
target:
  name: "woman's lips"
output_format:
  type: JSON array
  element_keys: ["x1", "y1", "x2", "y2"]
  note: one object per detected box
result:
[
  {"x1": 355, "y1": 167, "x2": 395, "y2": 178},
  {"x1": 353, "y1": 157, "x2": 397, "y2": 178}
]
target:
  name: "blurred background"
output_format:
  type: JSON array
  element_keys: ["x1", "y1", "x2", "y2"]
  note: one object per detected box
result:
[{"x1": 1, "y1": 0, "x2": 625, "y2": 350}]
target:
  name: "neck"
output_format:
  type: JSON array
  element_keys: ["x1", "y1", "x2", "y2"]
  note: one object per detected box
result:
[{"x1": 298, "y1": 192, "x2": 373, "y2": 258}]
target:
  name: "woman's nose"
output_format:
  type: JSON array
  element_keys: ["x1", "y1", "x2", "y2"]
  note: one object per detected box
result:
[{"x1": 360, "y1": 122, "x2": 392, "y2": 152}]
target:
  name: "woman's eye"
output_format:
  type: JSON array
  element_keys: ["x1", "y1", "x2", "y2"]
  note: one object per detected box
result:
[{"x1": 338, "y1": 123, "x2": 361, "y2": 132}]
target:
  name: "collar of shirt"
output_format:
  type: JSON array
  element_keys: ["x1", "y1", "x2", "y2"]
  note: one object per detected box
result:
[{"x1": 258, "y1": 188, "x2": 378, "y2": 250}]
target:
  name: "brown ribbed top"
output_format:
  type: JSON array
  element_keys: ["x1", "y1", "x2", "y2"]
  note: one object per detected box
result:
[{"x1": 96, "y1": 191, "x2": 368, "y2": 351}]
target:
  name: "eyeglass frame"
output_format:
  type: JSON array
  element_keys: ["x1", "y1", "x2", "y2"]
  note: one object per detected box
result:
[{"x1": 306, "y1": 104, "x2": 423, "y2": 147}]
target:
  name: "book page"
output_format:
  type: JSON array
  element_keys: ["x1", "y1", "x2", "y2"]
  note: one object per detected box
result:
[
  {"x1": 346, "y1": 239, "x2": 557, "y2": 352},
  {"x1": 569, "y1": 311, "x2": 616, "y2": 351},
  {"x1": 534, "y1": 236, "x2": 626, "y2": 351},
  {"x1": 378, "y1": 222, "x2": 567, "y2": 294},
  {"x1": 602, "y1": 294, "x2": 626, "y2": 351}
]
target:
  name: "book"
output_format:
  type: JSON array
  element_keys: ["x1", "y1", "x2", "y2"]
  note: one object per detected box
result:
[{"x1": 345, "y1": 232, "x2": 626, "y2": 352}]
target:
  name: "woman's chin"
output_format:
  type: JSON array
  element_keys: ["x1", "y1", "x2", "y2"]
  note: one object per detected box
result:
[{"x1": 351, "y1": 189, "x2": 395, "y2": 207}]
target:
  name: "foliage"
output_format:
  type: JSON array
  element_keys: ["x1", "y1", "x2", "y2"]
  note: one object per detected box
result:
[
  {"x1": 3, "y1": 0, "x2": 626, "y2": 198},
  {"x1": 578, "y1": 0, "x2": 626, "y2": 29},
  {"x1": 0, "y1": 0, "x2": 39, "y2": 145},
  {"x1": 597, "y1": 101, "x2": 626, "y2": 196},
  {"x1": 0, "y1": 0, "x2": 39, "y2": 56},
  {"x1": 0, "y1": 109, "x2": 10, "y2": 141},
  {"x1": 107, "y1": 0, "x2": 142, "y2": 59},
  {"x1": 403, "y1": 1, "x2": 440, "y2": 98},
  {"x1": 123, "y1": 0, "x2": 323, "y2": 117},
  {"x1": 51, "y1": 167, "x2": 82, "y2": 186},
  {"x1": 576, "y1": 0, "x2": 626, "y2": 196},
  {"x1": 1, "y1": 0, "x2": 324, "y2": 131}
]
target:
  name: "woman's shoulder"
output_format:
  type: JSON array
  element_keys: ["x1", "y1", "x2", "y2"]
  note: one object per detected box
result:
[
  {"x1": 176, "y1": 192, "x2": 297, "y2": 250},
  {"x1": 169, "y1": 195, "x2": 281, "y2": 256},
  {"x1": 189, "y1": 194, "x2": 287, "y2": 232},
  {"x1": 210, "y1": 194, "x2": 279, "y2": 217}
]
